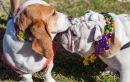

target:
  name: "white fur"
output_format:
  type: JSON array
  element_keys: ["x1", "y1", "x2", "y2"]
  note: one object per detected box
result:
[
  {"x1": 94, "y1": 25, "x2": 102, "y2": 41},
  {"x1": 13, "y1": 0, "x2": 49, "y2": 23},
  {"x1": 57, "y1": 12, "x2": 71, "y2": 33},
  {"x1": 19, "y1": 0, "x2": 50, "y2": 8},
  {"x1": 3, "y1": 0, "x2": 71, "y2": 82},
  {"x1": 61, "y1": 11, "x2": 130, "y2": 82}
]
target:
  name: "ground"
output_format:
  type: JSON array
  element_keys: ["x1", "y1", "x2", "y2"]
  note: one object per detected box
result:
[{"x1": 0, "y1": 0, "x2": 130, "y2": 82}]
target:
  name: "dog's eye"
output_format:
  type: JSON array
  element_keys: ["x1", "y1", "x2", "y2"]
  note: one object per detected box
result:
[
  {"x1": 52, "y1": 11, "x2": 56, "y2": 16},
  {"x1": 71, "y1": 31, "x2": 77, "y2": 36}
]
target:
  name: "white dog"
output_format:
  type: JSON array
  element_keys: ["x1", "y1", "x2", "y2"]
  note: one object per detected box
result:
[
  {"x1": 61, "y1": 10, "x2": 130, "y2": 82},
  {"x1": 2, "y1": 0, "x2": 71, "y2": 82}
]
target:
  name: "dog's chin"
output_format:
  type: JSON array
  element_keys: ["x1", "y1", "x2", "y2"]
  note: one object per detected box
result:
[
  {"x1": 62, "y1": 44, "x2": 75, "y2": 53},
  {"x1": 77, "y1": 51, "x2": 92, "y2": 57}
]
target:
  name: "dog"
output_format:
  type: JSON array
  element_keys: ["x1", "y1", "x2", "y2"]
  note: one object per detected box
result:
[
  {"x1": 61, "y1": 10, "x2": 130, "y2": 82},
  {"x1": 2, "y1": 0, "x2": 71, "y2": 82}
]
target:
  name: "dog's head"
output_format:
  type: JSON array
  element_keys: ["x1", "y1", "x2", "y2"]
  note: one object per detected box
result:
[
  {"x1": 61, "y1": 11, "x2": 121, "y2": 58},
  {"x1": 61, "y1": 11, "x2": 102, "y2": 55},
  {"x1": 15, "y1": 3, "x2": 71, "y2": 58},
  {"x1": 61, "y1": 18, "x2": 95, "y2": 56}
]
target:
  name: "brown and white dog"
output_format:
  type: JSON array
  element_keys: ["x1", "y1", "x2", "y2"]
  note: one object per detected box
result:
[
  {"x1": 2, "y1": 0, "x2": 71, "y2": 82},
  {"x1": 61, "y1": 10, "x2": 130, "y2": 82}
]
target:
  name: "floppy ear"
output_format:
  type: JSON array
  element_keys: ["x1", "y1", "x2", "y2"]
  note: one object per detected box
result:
[
  {"x1": 15, "y1": 10, "x2": 32, "y2": 42},
  {"x1": 16, "y1": 11, "x2": 32, "y2": 32},
  {"x1": 94, "y1": 25, "x2": 102, "y2": 41},
  {"x1": 30, "y1": 20, "x2": 53, "y2": 58},
  {"x1": 16, "y1": 4, "x2": 53, "y2": 58}
]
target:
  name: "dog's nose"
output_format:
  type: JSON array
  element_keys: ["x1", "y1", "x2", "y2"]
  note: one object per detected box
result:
[{"x1": 68, "y1": 16, "x2": 72, "y2": 21}]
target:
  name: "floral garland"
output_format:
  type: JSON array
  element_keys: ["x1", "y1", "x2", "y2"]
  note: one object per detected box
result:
[{"x1": 82, "y1": 12, "x2": 115, "y2": 66}]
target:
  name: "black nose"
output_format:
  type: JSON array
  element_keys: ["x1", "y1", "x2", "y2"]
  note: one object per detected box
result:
[{"x1": 68, "y1": 16, "x2": 72, "y2": 21}]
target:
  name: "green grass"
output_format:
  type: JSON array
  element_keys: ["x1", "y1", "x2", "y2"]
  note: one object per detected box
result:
[{"x1": 0, "y1": 0, "x2": 130, "y2": 82}]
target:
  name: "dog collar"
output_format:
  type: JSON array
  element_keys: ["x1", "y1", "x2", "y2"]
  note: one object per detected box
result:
[
  {"x1": 82, "y1": 12, "x2": 115, "y2": 65},
  {"x1": 120, "y1": 41, "x2": 130, "y2": 50},
  {"x1": 14, "y1": 24, "x2": 31, "y2": 41},
  {"x1": 18, "y1": 31, "x2": 29, "y2": 40}
]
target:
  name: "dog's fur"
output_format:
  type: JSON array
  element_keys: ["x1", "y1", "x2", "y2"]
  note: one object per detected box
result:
[
  {"x1": 2, "y1": 0, "x2": 71, "y2": 82},
  {"x1": 61, "y1": 10, "x2": 130, "y2": 82}
]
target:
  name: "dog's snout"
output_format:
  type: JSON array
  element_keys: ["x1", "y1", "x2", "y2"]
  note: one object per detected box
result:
[
  {"x1": 68, "y1": 16, "x2": 72, "y2": 21},
  {"x1": 62, "y1": 27, "x2": 69, "y2": 34}
]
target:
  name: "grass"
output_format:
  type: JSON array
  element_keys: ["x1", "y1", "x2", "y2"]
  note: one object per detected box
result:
[{"x1": 0, "y1": 0, "x2": 130, "y2": 82}]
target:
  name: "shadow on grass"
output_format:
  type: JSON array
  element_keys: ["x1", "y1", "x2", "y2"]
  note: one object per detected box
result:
[
  {"x1": 0, "y1": 18, "x2": 7, "y2": 25},
  {"x1": 52, "y1": 37, "x2": 107, "y2": 82}
]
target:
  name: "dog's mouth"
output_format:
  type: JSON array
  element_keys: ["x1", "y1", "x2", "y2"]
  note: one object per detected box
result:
[
  {"x1": 70, "y1": 40, "x2": 75, "y2": 53},
  {"x1": 61, "y1": 17, "x2": 78, "y2": 53},
  {"x1": 61, "y1": 29, "x2": 76, "y2": 53}
]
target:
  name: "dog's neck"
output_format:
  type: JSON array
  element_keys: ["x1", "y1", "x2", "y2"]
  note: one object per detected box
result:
[{"x1": 72, "y1": 11, "x2": 117, "y2": 65}]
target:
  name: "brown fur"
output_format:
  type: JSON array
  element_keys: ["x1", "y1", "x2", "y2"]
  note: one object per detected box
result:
[
  {"x1": 93, "y1": 27, "x2": 121, "y2": 58},
  {"x1": 101, "y1": 34, "x2": 121, "y2": 58},
  {"x1": 15, "y1": 4, "x2": 56, "y2": 58}
]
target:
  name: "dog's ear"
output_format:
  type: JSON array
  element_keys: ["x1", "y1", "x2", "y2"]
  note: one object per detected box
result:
[
  {"x1": 16, "y1": 5, "x2": 53, "y2": 58},
  {"x1": 30, "y1": 20, "x2": 53, "y2": 59},
  {"x1": 16, "y1": 11, "x2": 32, "y2": 32},
  {"x1": 94, "y1": 25, "x2": 102, "y2": 41},
  {"x1": 15, "y1": 9, "x2": 32, "y2": 42}
]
